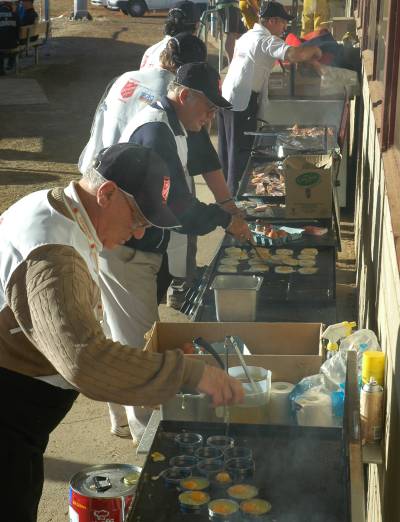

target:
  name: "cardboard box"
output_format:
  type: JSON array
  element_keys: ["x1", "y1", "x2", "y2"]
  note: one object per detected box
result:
[
  {"x1": 149, "y1": 322, "x2": 325, "y2": 423},
  {"x1": 145, "y1": 321, "x2": 324, "y2": 357},
  {"x1": 268, "y1": 71, "x2": 290, "y2": 98},
  {"x1": 283, "y1": 154, "x2": 333, "y2": 219}
]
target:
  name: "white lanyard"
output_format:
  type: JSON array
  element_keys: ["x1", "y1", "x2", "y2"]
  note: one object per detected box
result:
[{"x1": 61, "y1": 191, "x2": 104, "y2": 322}]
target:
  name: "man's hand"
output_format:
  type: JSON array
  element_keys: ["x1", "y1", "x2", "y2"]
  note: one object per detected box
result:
[
  {"x1": 197, "y1": 365, "x2": 245, "y2": 407},
  {"x1": 221, "y1": 200, "x2": 246, "y2": 217},
  {"x1": 226, "y1": 214, "x2": 252, "y2": 242}
]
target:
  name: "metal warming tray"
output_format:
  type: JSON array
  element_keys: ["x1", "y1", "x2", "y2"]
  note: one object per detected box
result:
[
  {"x1": 127, "y1": 421, "x2": 349, "y2": 522},
  {"x1": 210, "y1": 275, "x2": 263, "y2": 321}
]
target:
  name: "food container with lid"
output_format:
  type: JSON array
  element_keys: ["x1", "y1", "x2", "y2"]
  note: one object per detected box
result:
[{"x1": 210, "y1": 275, "x2": 263, "y2": 321}]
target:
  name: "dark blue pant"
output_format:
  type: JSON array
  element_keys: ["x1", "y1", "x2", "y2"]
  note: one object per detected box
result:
[{"x1": 217, "y1": 92, "x2": 258, "y2": 195}]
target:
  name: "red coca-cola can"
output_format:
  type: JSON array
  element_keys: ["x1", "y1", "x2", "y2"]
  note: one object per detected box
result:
[{"x1": 69, "y1": 463, "x2": 141, "y2": 522}]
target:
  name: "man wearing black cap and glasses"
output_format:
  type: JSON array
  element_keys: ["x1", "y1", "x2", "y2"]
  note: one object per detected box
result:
[
  {"x1": 97, "y1": 63, "x2": 251, "y2": 442},
  {"x1": 218, "y1": 1, "x2": 322, "y2": 194},
  {"x1": 140, "y1": 0, "x2": 201, "y2": 69},
  {"x1": 0, "y1": 143, "x2": 244, "y2": 522}
]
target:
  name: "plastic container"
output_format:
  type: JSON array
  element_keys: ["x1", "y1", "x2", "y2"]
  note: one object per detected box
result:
[
  {"x1": 224, "y1": 446, "x2": 253, "y2": 462},
  {"x1": 211, "y1": 275, "x2": 263, "y2": 321},
  {"x1": 163, "y1": 467, "x2": 192, "y2": 487},
  {"x1": 208, "y1": 499, "x2": 239, "y2": 521},
  {"x1": 195, "y1": 446, "x2": 224, "y2": 462},
  {"x1": 206, "y1": 435, "x2": 235, "y2": 451},
  {"x1": 175, "y1": 432, "x2": 203, "y2": 454},
  {"x1": 169, "y1": 455, "x2": 198, "y2": 471},
  {"x1": 196, "y1": 458, "x2": 224, "y2": 479},
  {"x1": 225, "y1": 457, "x2": 255, "y2": 481},
  {"x1": 227, "y1": 366, "x2": 271, "y2": 424}
]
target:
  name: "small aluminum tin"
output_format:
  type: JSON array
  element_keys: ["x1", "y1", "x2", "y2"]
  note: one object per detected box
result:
[
  {"x1": 179, "y1": 476, "x2": 210, "y2": 491},
  {"x1": 227, "y1": 483, "x2": 259, "y2": 501}
]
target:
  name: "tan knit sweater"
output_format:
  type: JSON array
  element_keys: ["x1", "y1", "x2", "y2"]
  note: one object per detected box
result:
[{"x1": 0, "y1": 188, "x2": 205, "y2": 405}]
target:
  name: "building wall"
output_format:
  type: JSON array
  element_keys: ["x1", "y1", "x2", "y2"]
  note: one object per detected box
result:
[{"x1": 356, "y1": 57, "x2": 400, "y2": 522}]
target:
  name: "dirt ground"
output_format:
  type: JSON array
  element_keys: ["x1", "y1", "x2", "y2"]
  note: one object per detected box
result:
[{"x1": 0, "y1": 4, "x2": 356, "y2": 521}]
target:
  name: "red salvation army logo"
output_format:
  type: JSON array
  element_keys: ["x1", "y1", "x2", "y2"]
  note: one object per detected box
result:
[
  {"x1": 162, "y1": 177, "x2": 170, "y2": 204},
  {"x1": 120, "y1": 80, "x2": 139, "y2": 99}
]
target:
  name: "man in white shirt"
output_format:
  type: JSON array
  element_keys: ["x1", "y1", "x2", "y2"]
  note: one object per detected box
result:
[
  {"x1": 218, "y1": 1, "x2": 322, "y2": 193},
  {"x1": 140, "y1": 0, "x2": 200, "y2": 69}
]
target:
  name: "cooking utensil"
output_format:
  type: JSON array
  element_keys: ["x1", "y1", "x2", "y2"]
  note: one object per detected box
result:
[
  {"x1": 247, "y1": 239, "x2": 270, "y2": 266},
  {"x1": 193, "y1": 337, "x2": 225, "y2": 369},
  {"x1": 227, "y1": 336, "x2": 260, "y2": 394}
]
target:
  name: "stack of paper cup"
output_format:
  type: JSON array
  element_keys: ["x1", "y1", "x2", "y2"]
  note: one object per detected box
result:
[
  {"x1": 295, "y1": 392, "x2": 336, "y2": 427},
  {"x1": 267, "y1": 382, "x2": 295, "y2": 425}
]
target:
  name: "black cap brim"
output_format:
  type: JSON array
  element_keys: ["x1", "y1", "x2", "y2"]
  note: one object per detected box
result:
[{"x1": 206, "y1": 93, "x2": 233, "y2": 110}]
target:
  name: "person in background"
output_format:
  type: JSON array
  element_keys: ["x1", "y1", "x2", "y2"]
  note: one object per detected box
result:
[
  {"x1": 239, "y1": 0, "x2": 260, "y2": 29},
  {"x1": 20, "y1": 0, "x2": 38, "y2": 25},
  {"x1": 0, "y1": 142, "x2": 244, "y2": 522},
  {"x1": 216, "y1": 0, "x2": 246, "y2": 63},
  {"x1": 0, "y1": 0, "x2": 19, "y2": 75},
  {"x1": 140, "y1": 0, "x2": 200, "y2": 69},
  {"x1": 301, "y1": 0, "x2": 329, "y2": 38},
  {"x1": 218, "y1": 1, "x2": 322, "y2": 194}
]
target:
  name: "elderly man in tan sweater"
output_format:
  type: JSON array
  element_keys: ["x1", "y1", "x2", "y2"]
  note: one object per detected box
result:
[{"x1": 0, "y1": 142, "x2": 243, "y2": 522}]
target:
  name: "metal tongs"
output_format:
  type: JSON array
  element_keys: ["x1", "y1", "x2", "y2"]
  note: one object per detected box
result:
[
  {"x1": 226, "y1": 336, "x2": 261, "y2": 394},
  {"x1": 247, "y1": 238, "x2": 270, "y2": 266},
  {"x1": 192, "y1": 337, "x2": 225, "y2": 369}
]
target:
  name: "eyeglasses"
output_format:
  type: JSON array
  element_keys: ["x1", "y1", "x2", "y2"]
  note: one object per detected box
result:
[{"x1": 120, "y1": 190, "x2": 152, "y2": 230}]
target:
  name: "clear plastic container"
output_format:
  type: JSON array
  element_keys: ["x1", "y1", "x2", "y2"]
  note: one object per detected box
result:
[
  {"x1": 209, "y1": 499, "x2": 239, "y2": 521},
  {"x1": 225, "y1": 457, "x2": 255, "y2": 481},
  {"x1": 195, "y1": 446, "x2": 224, "y2": 462},
  {"x1": 175, "y1": 432, "x2": 203, "y2": 454},
  {"x1": 206, "y1": 435, "x2": 235, "y2": 451},
  {"x1": 196, "y1": 458, "x2": 224, "y2": 479},
  {"x1": 228, "y1": 367, "x2": 271, "y2": 424},
  {"x1": 163, "y1": 467, "x2": 192, "y2": 487},
  {"x1": 169, "y1": 455, "x2": 198, "y2": 471},
  {"x1": 224, "y1": 446, "x2": 253, "y2": 461}
]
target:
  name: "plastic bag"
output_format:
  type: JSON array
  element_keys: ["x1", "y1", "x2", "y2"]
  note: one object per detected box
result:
[{"x1": 320, "y1": 65, "x2": 360, "y2": 97}]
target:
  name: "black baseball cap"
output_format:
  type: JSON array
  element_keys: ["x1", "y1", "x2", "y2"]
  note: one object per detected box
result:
[
  {"x1": 168, "y1": 1, "x2": 200, "y2": 23},
  {"x1": 94, "y1": 143, "x2": 180, "y2": 229},
  {"x1": 169, "y1": 32, "x2": 207, "y2": 64},
  {"x1": 259, "y1": 1, "x2": 294, "y2": 20},
  {"x1": 175, "y1": 62, "x2": 232, "y2": 109}
]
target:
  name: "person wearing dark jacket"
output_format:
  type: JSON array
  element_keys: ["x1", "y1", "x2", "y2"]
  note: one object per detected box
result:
[
  {"x1": 0, "y1": 0, "x2": 19, "y2": 75},
  {"x1": 98, "y1": 63, "x2": 251, "y2": 443}
]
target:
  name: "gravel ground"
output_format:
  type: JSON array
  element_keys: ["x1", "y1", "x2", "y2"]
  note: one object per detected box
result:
[{"x1": 0, "y1": 5, "x2": 356, "y2": 520}]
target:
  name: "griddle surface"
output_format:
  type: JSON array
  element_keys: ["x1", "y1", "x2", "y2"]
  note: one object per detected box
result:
[{"x1": 128, "y1": 421, "x2": 348, "y2": 522}]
